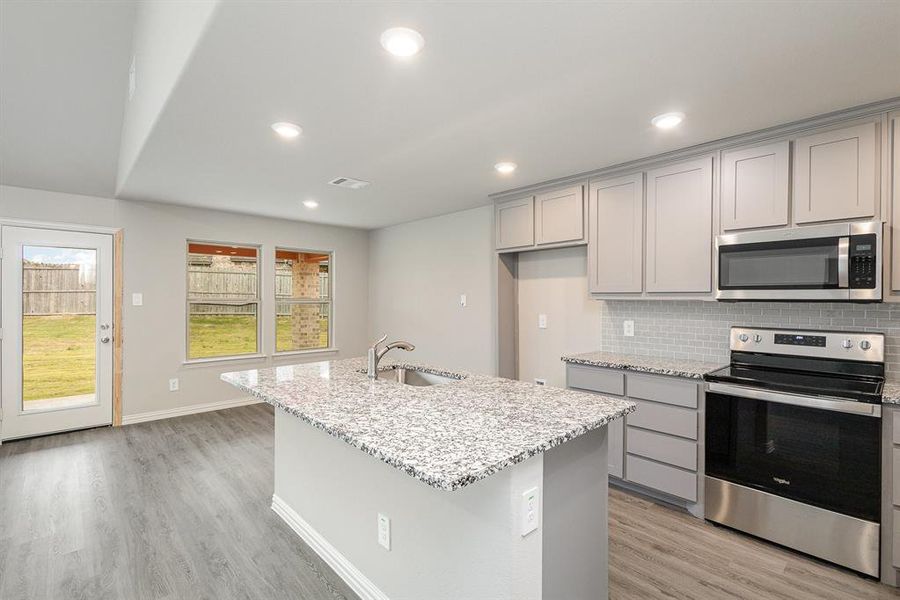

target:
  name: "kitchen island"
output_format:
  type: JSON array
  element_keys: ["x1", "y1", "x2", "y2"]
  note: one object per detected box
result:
[{"x1": 222, "y1": 358, "x2": 633, "y2": 600}]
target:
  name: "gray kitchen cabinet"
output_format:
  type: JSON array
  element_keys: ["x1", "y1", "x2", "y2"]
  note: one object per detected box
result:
[
  {"x1": 793, "y1": 121, "x2": 878, "y2": 224},
  {"x1": 495, "y1": 196, "x2": 534, "y2": 250},
  {"x1": 645, "y1": 156, "x2": 713, "y2": 293},
  {"x1": 565, "y1": 363, "x2": 703, "y2": 510},
  {"x1": 535, "y1": 185, "x2": 585, "y2": 246},
  {"x1": 891, "y1": 114, "x2": 900, "y2": 293},
  {"x1": 720, "y1": 141, "x2": 790, "y2": 231},
  {"x1": 587, "y1": 173, "x2": 644, "y2": 293}
]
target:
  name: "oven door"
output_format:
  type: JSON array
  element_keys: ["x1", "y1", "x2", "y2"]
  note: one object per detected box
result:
[
  {"x1": 717, "y1": 234, "x2": 848, "y2": 300},
  {"x1": 705, "y1": 383, "x2": 881, "y2": 522}
]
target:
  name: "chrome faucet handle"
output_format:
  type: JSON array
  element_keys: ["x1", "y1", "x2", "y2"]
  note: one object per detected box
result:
[{"x1": 371, "y1": 333, "x2": 388, "y2": 348}]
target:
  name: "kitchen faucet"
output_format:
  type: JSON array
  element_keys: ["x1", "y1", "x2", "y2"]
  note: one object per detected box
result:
[{"x1": 367, "y1": 334, "x2": 415, "y2": 378}]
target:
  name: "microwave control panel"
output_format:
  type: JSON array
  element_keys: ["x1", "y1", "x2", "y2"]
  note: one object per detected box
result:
[{"x1": 849, "y1": 234, "x2": 877, "y2": 289}]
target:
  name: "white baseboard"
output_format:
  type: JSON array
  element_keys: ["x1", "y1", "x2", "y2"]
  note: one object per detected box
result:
[
  {"x1": 121, "y1": 396, "x2": 262, "y2": 425},
  {"x1": 271, "y1": 494, "x2": 390, "y2": 600}
]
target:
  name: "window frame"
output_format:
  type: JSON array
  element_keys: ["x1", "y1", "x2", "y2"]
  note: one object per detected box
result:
[
  {"x1": 184, "y1": 239, "x2": 263, "y2": 364},
  {"x1": 273, "y1": 247, "x2": 334, "y2": 356}
]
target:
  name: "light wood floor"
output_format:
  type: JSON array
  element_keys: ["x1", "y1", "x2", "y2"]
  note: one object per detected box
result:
[{"x1": 1, "y1": 403, "x2": 897, "y2": 600}]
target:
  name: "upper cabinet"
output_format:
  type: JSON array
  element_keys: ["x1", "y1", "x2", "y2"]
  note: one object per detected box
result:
[
  {"x1": 495, "y1": 196, "x2": 534, "y2": 250},
  {"x1": 588, "y1": 173, "x2": 643, "y2": 293},
  {"x1": 646, "y1": 157, "x2": 713, "y2": 293},
  {"x1": 720, "y1": 141, "x2": 790, "y2": 231},
  {"x1": 495, "y1": 185, "x2": 585, "y2": 252},
  {"x1": 535, "y1": 186, "x2": 585, "y2": 246},
  {"x1": 891, "y1": 114, "x2": 900, "y2": 293},
  {"x1": 793, "y1": 122, "x2": 878, "y2": 224}
]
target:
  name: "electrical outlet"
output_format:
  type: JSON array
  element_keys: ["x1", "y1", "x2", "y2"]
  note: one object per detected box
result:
[
  {"x1": 169, "y1": 378, "x2": 179, "y2": 392},
  {"x1": 377, "y1": 513, "x2": 391, "y2": 550},
  {"x1": 459, "y1": 294, "x2": 467, "y2": 307},
  {"x1": 521, "y1": 486, "x2": 540, "y2": 536},
  {"x1": 534, "y1": 378, "x2": 546, "y2": 386},
  {"x1": 538, "y1": 314, "x2": 547, "y2": 329},
  {"x1": 623, "y1": 320, "x2": 634, "y2": 337},
  {"x1": 132, "y1": 293, "x2": 143, "y2": 306}
]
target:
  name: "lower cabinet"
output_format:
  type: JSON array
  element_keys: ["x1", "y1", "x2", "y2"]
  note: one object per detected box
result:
[{"x1": 566, "y1": 364, "x2": 703, "y2": 506}]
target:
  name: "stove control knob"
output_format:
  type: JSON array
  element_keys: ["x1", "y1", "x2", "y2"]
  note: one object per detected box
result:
[
  {"x1": 753, "y1": 334, "x2": 762, "y2": 343},
  {"x1": 738, "y1": 333, "x2": 749, "y2": 342},
  {"x1": 841, "y1": 339, "x2": 854, "y2": 350},
  {"x1": 860, "y1": 340, "x2": 872, "y2": 351}
]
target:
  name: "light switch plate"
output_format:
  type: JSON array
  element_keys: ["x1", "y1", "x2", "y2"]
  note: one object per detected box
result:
[
  {"x1": 538, "y1": 314, "x2": 547, "y2": 329},
  {"x1": 521, "y1": 486, "x2": 540, "y2": 536},
  {"x1": 132, "y1": 293, "x2": 143, "y2": 306},
  {"x1": 623, "y1": 320, "x2": 634, "y2": 337},
  {"x1": 169, "y1": 378, "x2": 179, "y2": 392},
  {"x1": 460, "y1": 294, "x2": 467, "y2": 307},
  {"x1": 377, "y1": 513, "x2": 391, "y2": 550}
]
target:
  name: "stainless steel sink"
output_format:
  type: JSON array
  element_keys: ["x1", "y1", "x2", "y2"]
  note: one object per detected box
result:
[{"x1": 377, "y1": 367, "x2": 459, "y2": 387}]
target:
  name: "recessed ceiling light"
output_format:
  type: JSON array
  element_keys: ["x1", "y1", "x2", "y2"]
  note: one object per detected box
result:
[
  {"x1": 303, "y1": 199, "x2": 319, "y2": 209},
  {"x1": 651, "y1": 112, "x2": 685, "y2": 130},
  {"x1": 494, "y1": 162, "x2": 517, "y2": 174},
  {"x1": 380, "y1": 27, "x2": 425, "y2": 57},
  {"x1": 271, "y1": 121, "x2": 302, "y2": 138}
]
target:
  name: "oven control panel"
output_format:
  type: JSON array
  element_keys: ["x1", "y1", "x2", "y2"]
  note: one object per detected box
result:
[
  {"x1": 731, "y1": 327, "x2": 884, "y2": 363},
  {"x1": 849, "y1": 233, "x2": 878, "y2": 289}
]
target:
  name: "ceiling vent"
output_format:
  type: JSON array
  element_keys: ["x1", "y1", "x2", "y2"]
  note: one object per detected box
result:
[{"x1": 328, "y1": 177, "x2": 370, "y2": 190}]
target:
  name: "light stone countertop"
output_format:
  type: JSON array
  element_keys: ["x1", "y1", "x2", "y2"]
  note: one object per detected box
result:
[
  {"x1": 221, "y1": 357, "x2": 634, "y2": 491},
  {"x1": 561, "y1": 350, "x2": 723, "y2": 380},
  {"x1": 883, "y1": 382, "x2": 900, "y2": 405}
]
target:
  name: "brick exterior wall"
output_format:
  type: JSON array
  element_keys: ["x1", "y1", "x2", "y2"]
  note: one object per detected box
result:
[{"x1": 291, "y1": 261, "x2": 322, "y2": 349}]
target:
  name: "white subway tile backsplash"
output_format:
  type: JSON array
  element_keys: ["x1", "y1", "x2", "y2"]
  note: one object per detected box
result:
[{"x1": 599, "y1": 300, "x2": 900, "y2": 381}]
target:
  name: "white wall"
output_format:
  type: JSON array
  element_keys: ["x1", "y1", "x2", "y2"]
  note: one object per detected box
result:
[
  {"x1": 368, "y1": 206, "x2": 496, "y2": 375},
  {"x1": 517, "y1": 246, "x2": 601, "y2": 388},
  {"x1": 1, "y1": 184, "x2": 369, "y2": 418}
]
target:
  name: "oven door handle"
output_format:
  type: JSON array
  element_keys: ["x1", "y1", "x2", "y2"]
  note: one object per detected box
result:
[{"x1": 706, "y1": 382, "x2": 881, "y2": 417}]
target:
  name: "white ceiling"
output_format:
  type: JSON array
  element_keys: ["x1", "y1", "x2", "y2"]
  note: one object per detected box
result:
[
  {"x1": 3, "y1": 1, "x2": 900, "y2": 229},
  {"x1": 0, "y1": 0, "x2": 136, "y2": 199}
]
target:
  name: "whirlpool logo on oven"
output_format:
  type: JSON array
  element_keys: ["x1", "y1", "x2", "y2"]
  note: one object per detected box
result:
[{"x1": 772, "y1": 476, "x2": 791, "y2": 486}]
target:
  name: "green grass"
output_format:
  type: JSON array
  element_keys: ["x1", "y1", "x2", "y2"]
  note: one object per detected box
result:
[
  {"x1": 21, "y1": 314, "x2": 329, "y2": 400},
  {"x1": 23, "y1": 315, "x2": 96, "y2": 401}
]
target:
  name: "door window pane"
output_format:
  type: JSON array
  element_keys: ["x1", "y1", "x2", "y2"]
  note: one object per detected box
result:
[
  {"x1": 187, "y1": 242, "x2": 260, "y2": 360},
  {"x1": 275, "y1": 249, "x2": 332, "y2": 352},
  {"x1": 22, "y1": 246, "x2": 97, "y2": 410}
]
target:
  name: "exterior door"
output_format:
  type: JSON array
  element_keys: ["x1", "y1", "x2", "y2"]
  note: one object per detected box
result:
[{"x1": 1, "y1": 226, "x2": 113, "y2": 440}]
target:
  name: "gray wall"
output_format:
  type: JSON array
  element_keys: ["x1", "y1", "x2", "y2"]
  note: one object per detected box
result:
[
  {"x1": 517, "y1": 246, "x2": 601, "y2": 388},
  {"x1": 1, "y1": 184, "x2": 370, "y2": 417},
  {"x1": 368, "y1": 205, "x2": 496, "y2": 375},
  {"x1": 600, "y1": 299, "x2": 900, "y2": 379}
]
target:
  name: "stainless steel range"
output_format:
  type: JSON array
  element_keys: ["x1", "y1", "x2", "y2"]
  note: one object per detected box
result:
[{"x1": 704, "y1": 326, "x2": 885, "y2": 577}]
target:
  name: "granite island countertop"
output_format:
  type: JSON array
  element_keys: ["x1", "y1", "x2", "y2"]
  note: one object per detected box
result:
[
  {"x1": 561, "y1": 350, "x2": 722, "y2": 380},
  {"x1": 221, "y1": 358, "x2": 634, "y2": 491},
  {"x1": 883, "y1": 382, "x2": 900, "y2": 405}
]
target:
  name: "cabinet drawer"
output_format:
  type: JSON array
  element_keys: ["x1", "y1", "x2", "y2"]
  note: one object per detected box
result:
[
  {"x1": 566, "y1": 365, "x2": 625, "y2": 396},
  {"x1": 626, "y1": 399, "x2": 697, "y2": 440},
  {"x1": 627, "y1": 427, "x2": 697, "y2": 471},
  {"x1": 626, "y1": 455, "x2": 697, "y2": 502},
  {"x1": 626, "y1": 373, "x2": 698, "y2": 408},
  {"x1": 894, "y1": 448, "x2": 900, "y2": 506},
  {"x1": 894, "y1": 509, "x2": 900, "y2": 569},
  {"x1": 893, "y1": 409, "x2": 900, "y2": 445}
]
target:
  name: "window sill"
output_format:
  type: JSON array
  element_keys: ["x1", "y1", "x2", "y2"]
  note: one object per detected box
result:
[
  {"x1": 273, "y1": 348, "x2": 340, "y2": 359},
  {"x1": 182, "y1": 353, "x2": 267, "y2": 367}
]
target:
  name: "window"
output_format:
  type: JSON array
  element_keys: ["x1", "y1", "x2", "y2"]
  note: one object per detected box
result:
[
  {"x1": 275, "y1": 249, "x2": 332, "y2": 352},
  {"x1": 186, "y1": 241, "x2": 260, "y2": 360}
]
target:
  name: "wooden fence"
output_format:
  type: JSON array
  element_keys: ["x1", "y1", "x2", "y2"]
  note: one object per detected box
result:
[
  {"x1": 23, "y1": 264, "x2": 96, "y2": 315},
  {"x1": 24, "y1": 264, "x2": 328, "y2": 316}
]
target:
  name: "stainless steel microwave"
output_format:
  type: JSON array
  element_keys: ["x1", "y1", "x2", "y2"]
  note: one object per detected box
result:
[{"x1": 716, "y1": 220, "x2": 882, "y2": 301}]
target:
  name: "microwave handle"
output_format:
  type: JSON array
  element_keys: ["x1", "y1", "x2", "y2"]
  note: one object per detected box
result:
[{"x1": 838, "y1": 236, "x2": 849, "y2": 288}]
